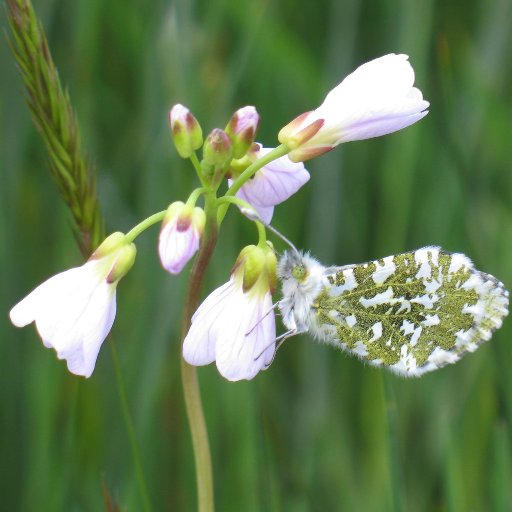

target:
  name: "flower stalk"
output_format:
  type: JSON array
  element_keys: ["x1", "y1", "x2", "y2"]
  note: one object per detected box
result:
[
  {"x1": 218, "y1": 144, "x2": 290, "y2": 223},
  {"x1": 180, "y1": 193, "x2": 218, "y2": 512}
]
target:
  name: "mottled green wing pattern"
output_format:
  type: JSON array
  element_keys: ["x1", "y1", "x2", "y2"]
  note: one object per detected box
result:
[{"x1": 312, "y1": 247, "x2": 509, "y2": 376}]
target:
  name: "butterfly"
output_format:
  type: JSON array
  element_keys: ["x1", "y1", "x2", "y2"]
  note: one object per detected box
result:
[{"x1": 277, "y1": 247, "x2": 509, "y2": 376}]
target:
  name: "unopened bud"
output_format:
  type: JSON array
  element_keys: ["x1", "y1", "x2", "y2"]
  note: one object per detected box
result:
[
  {"x1": 169, "y1": 104, "x2": 203, "y2": 159},
  {"x1": 203, "y1": 128, "x2": 233, "y2": 166},
  {"x1": 225, "y1": 106, "x2": 259, "y2": 159}
]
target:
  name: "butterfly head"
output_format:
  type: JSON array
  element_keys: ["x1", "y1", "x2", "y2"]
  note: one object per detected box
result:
[{"x1": 277, "y1": 250, "x2": 326, "y2": 331}]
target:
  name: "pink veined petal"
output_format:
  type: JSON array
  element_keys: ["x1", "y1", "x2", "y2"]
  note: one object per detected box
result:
[
  {"x1": 159, "y1": 221, "x2": 199, "y2": 274},
  {"x1": 336, "y1": 110, "x2": 429, "y2": 143},
  {"x1": 228, "y1": 146, "x2": 310, "y2": 222},
  {"x1": 254, "y1": 293, "x2": 277, "y2": 367},
  {"x1": 238, "y1": 162, "x2": 310, "y2": 207},
  {"x1": 183, "y1": 280, "x2": 236, "y2": 365},
  {"x1": 158, "y1": 220, "x2": 176, "y2": 261},
  {"x1": 235, "y1": 187, "x2": 275, "y2": 224}
]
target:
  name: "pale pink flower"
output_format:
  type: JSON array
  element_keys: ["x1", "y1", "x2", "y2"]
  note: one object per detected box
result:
[
  {"x1": 183, "y1": 245, "x2": 277, "y2": 381},
  {"x1": 159, "y1": 202, "x2": 205, "y2": 274},
  {"x1": 279, "y1": 54, "x2": 429, "y2": 162},
  {"x1": 229, "y1": 145, "x2": 310, "y2": 223}
]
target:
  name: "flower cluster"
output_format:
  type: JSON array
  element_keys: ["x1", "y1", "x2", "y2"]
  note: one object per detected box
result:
[{"x1": 10, "y1": 53, "x2": 428, "y2": 379}]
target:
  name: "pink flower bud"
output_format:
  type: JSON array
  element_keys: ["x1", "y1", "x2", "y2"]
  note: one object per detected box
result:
[
  {"x1": 225, "y1": 106, "x2": 260, "y2": 159},
  {"x1": 159, "y1": 201, "x2": 206, "y2": 274},
  {"x1": 169, "y1": 104, "x2": 203, "y2": 158},
  {"x1": 202, "y1": 128, "x2": 233, "y2": 166}
]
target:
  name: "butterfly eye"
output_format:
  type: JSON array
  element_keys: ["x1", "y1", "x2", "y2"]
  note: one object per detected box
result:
[{"x1": 292, "y1": 264, "x2": 307, "y2": 282}]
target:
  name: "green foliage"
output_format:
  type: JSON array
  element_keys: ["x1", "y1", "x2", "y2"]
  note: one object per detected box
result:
[{"x1": 2, "y1": 0, "x2": 512, "y2": 510}]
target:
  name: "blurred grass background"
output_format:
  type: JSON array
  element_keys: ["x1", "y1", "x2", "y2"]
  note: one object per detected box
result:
[{"x1": 2, "y1": 0, "x2": 512, "y2": 510}]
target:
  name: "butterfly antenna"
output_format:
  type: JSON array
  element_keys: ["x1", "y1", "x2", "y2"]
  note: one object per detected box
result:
[
  {"x1": 241, "y1": 207, "x2": 299, "y2": 253},
  {"x1": 265, "y1": 223, "x2": 299, "y2": 254}
]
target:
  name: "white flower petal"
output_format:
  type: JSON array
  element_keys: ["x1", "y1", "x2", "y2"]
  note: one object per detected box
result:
[
  {"x1": 183, "y1": 281, "x2": 236, "y2": 365},
  {"x1": 58, "y1": 285, "x2": 117, "y2": 378},
  {"x1": 215, "y1": 292, "x2": 276, "y2": 381},
  {"x1": 10, "y1": 258, "x2": 120, "y2": 377},
  {"x1": 280, "y1": 54, "x2": 429, "y2": 161},
  {"x1": 34, "y1": 265, "x2": 101, "y2": 348},
  {"x1": 336, "y1": 110, "x2": 429, "y2": 143},
  {"x1": 324, "y1": 54, "x2": 415, "y2": 110}
]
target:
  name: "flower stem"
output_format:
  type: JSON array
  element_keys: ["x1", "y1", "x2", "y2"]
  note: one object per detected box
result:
[
  {"x1": 125, "y1": 210, "x2": 167, "y2": 242},
  {"x1": 217, "y1": 144, "x2": 289, "y2": 223},
  {"x1": 180, "y1": 193, "x2": 218, "y2": 512}
]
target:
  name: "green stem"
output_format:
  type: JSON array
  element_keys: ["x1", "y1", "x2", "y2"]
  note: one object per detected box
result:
[
  {"x1": 187, "y1": 187, "x2": 207, "y2": 207},
  {"x1": 180, "y1": 193, "x2": 218, "y2": 512},
  {"x1": 256, "y1": 221, "x2": 267, "y2": 246},
  {"x1": 191, "y1": 152, "x2": 209, "y2": 188},
  {"x1": 125, "y1": 210, "x2": 167, "y2": 242},
  {"x1": 215, "y1": 196, "x2": 267, "y2": 244},
  {"x1": 216, "y1": 195, "x2": 253, "y2": 209},
  {"x1": 110, "y1": 339, "x2": 153, "y2": 512},
  {"x1": 217, "y1": 144, "x2": 289, "y2": 223}
]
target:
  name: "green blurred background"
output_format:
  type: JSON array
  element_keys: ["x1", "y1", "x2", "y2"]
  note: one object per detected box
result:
[{"x1": 2, "y1": 0, "x2": 512, "y2": 510}]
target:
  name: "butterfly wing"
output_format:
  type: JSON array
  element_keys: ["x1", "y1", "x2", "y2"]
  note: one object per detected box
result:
[{"x1": 312, "y1": 247, "x2": 509, "y2": 376}]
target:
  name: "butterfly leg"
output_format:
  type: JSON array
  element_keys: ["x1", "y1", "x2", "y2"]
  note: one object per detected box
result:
[
  {"x1": 255, "y1": 327, "x2": 309, "y2": 368},
  {"x1": 245, "y1": 302, "x2": 281, "y2": 337}
]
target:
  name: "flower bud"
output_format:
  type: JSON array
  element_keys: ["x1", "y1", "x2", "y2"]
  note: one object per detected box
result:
[
  {"x1": 159, "y1": 201, "x2": 206, "y2": 274},
  {"x1": 225, "y1": 106, "x2": 259, "y2": 159},
  {"x1": 169, "y1": 104, "x2": 203, "y2": 158},
  {"x1": 202, "y1": 128, "x2": 233, "y2": 166}
]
